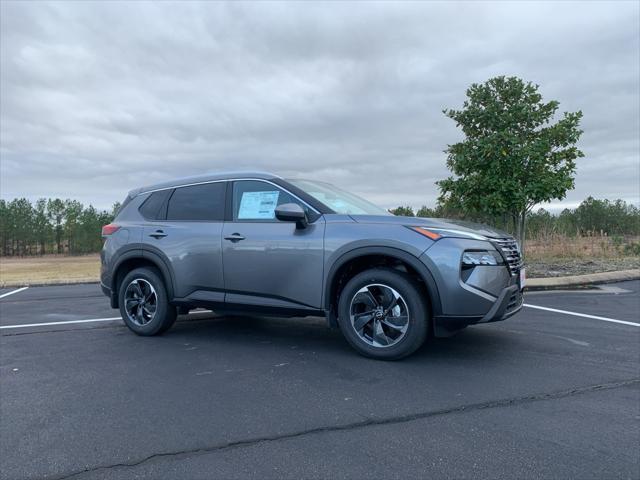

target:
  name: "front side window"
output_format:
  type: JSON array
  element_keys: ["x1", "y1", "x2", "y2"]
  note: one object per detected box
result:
[
  {"x1": 232, "y1": 180, "x2": 303, "y2": 221},
  {"x1": 287, "y1": 179, "x2": 390, "y2": 215},
  {"x1": 166, "y1": 182, "x2": 226, "y2": 221}
]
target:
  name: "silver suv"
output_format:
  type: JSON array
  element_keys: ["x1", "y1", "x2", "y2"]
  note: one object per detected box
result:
[{"x1": 101, "y1": 171, "x2": 524, "y2": 359}]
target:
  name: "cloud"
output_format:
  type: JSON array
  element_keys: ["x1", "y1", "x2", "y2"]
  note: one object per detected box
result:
[{"x1": 1, "y1": 1, "x2": 638, "y2": 210}]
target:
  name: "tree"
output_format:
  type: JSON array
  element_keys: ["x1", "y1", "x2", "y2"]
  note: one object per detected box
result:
[
  {"x1": 416, "y1": 206, "x2": 437, "y2": 217},
  {"x1": 389, "y1": 206, "x2": 415, "y2": 216},
  {"x1": 10, "y1": 199, "x2": 34, "y2": 255},
  {"x1": 573, "y1": 197, "x2": 640, "y2": 235},
  {"x1": 47, "y1": 199, "x2": 66, "y2": 254},
  {"x1": 33, "y1": 199, "x2": 52, "y2": 255},
  {"x1": 438, "y1": 76, "x2": 584, "y2": 254},
  {"x1": 111, "y1": 202, "x2": 122, "y2": 217},
  {"x1": 0, "y1": 200, "x2": 8, "y2": 255},
  {"x1": 64, "y1": 199, "x2": 84, "y2": 254},
  {"x1": 526, "y1": 208, "x2": 555, "y2": 239},
  {"x1": 0, "y1": 197, "x2": 117, "y2": 257}
]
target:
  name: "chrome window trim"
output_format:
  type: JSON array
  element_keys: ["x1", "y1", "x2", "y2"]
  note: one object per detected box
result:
[{"x1": 137, "y1": 178, "x2": 320, "y2": 215}]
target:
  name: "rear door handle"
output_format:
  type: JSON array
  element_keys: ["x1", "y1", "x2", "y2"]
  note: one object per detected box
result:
[
  {"x1": 149, "y1": 230, "x2": 167, "y2": 239},
  {"x1": 224, "y1": 233, "x2": 245, "y2": 242}
]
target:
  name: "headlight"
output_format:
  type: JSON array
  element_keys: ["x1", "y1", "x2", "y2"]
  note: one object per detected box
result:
[
  {"x1": 462, "y1": 251, "x2": 501, "y2": 266},
  {"x1": 408, "y1": 226, "x2": 488, "y2": 241}
]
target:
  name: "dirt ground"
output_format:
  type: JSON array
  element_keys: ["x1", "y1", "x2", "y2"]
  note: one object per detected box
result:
[{"x1": 525, "y1": 256, "x2": 640, "y2": 278}]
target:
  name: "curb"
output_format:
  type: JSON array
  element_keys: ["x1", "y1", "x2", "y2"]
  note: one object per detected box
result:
[
  {"x1": 2, "y1": 269, "x2": 639, "y2": 291},
  {"x1": 525, "y1": 269, "x2": 640, "y2": 291}
]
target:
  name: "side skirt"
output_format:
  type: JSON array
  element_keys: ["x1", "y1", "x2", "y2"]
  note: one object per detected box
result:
[{"x1": 171, "y1": 297, "x2": 326, "y2": 320}]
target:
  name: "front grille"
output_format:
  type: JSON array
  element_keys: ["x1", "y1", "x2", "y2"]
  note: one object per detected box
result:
[{"x1": 492, "y1": 237, "x2": 523, "y2": 276}]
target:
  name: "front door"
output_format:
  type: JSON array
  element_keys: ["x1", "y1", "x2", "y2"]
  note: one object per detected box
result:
[{"x1": 222, "y1": 180, "x2": 325, "y2": 310}]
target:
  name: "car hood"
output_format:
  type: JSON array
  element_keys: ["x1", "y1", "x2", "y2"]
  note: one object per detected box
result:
[{"x1": 348, "y1": 215, "x2": 510, "y2": 239}]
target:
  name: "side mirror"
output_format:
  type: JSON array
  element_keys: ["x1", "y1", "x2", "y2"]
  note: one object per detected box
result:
[{"x1": 275, "y1": 203, "x2": 308, "y2": 229}]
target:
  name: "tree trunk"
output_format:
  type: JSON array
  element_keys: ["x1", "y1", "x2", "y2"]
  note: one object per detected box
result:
[
  {"x1": 511, "y1": 210, "x2": 528, "y2": 258},
  {"x1": 56, "y1": 228, "x2": 62, "y2": 254},
  {"x1": 519, "y1": 211, "x2": 527, "y2": 258}
]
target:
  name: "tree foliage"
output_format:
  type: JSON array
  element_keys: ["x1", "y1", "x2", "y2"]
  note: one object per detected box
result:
[
  {"x1": 390, "y1": 197, "x2": 639, "y2": 239},
  {"x1": 389, "y1": 206, "x2": 415, "y2": 216},
  {"x1": 438, "y1": 76, "x2": 584, "y2": 252},
  {"x1": 0, "y1": 198, "x2": 117, "y2": 256},
  {"x1": 527, "y1": 200, "x2": 640, "y2": 237}
]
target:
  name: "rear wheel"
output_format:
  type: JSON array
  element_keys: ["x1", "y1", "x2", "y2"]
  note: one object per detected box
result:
[
  {"x1": 118, "y1": 267, "x2": 176, "y2": 336},
  {"x1": 337, "y1": 268, "x2": 428, "y2": 360}
]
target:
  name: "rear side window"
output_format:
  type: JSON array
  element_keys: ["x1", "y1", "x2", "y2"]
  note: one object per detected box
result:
[
  {"x1": 139, "y1": 190, "x2": 172, "y2": 220},
  {"x1": 166, "y1": 182, "x2": 226, "y2": 221}
]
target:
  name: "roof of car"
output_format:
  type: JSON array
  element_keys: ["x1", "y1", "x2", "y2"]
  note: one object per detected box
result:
[{"x1": 129, "y1": 171, "x2": 280, "y2": 196}]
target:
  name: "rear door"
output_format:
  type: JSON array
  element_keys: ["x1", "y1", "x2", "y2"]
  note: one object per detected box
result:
[
  {"x1": 222, "y1": 180, "x2": 325, "y2": 310},
  {"x1": 142, "y1": 181, "x2": 227, "y2": 301}
]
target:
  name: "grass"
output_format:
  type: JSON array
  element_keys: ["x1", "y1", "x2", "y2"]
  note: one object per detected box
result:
[
  {"x1": 525, "y1": 234, "x2": 640, "y2": 278},
  {"x1": 0, "y1": 254, "x2": 100, "y2": 287},
  {"x1": 525, "y1": 234, "x2": 640, "y2": 261}
]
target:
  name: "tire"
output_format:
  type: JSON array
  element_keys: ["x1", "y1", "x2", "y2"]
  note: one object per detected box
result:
[
  {"x1": 118, "y1": 267, "x2": 177, "y2": 336},
  {"x1": 337, "y1": 268, "x2": 429, "y2": 360}
]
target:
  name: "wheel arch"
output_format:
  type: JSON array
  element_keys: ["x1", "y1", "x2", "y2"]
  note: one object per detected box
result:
[
  {"x1": 110, "y1": 247, "x2": 175, "y2": 307},
  {"x1": 324, "y1": 246, "x2": 442, "y2": 327}
]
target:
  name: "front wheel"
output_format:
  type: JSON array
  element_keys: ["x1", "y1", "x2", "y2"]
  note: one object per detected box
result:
[
  {"x1": 118, "y1": 267, "x2": 177, "y2": 336},
  {"x1": 337, "y1": 268, "x2": 429, "y2": 360}
]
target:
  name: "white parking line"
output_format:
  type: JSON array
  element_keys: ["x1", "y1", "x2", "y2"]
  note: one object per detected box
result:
[
  {"x1": 0, "y1": 309, "x2": 214, "y2": 330},
  {"x1": 524, "y1": 303, "x2": 640, "y2": 327},
  {"x1": 0, "y1": 317, "x2": 122, "y2": 330},
  {"x1": 0, "y1": 286, "x2": 29, "y2": 299}
]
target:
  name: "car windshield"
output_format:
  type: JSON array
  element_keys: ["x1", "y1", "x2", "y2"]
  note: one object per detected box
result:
[{"x1": 289, "y1": 179, "x2": 390, "y2": 215}]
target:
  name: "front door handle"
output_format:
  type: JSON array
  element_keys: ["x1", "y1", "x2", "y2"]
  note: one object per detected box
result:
[
  {"x1": 149, "y1": 230, "x2": 167, "y2": 239},
  {"x1": 224, "y1": 233, "x2": 245, "y2": 242}
]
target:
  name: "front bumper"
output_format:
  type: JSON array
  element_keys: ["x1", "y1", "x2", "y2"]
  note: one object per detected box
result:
[
  {"x1": 433, "y1": 284, "x2": 524, "y2": 336},
  {"x1": 479, "y1": 284, "x2": 523, "y2": 322},
  {"x1": 418, "y1": 236, "x2": 524, "y2": 337}
]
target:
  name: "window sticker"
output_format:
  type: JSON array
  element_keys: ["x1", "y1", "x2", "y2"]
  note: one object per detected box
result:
[{"x1": 238, "y1": 191, "x2": 280, "y2": 219}]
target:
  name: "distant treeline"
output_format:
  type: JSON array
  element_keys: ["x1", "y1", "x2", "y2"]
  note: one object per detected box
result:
[
  {"x1": 0, "y1": 198, "x2": 119, "y2": 257},
  {"x1": 0, "y1": 196, "x2": 638, "y2": 257},
  {"x1": 390, "y1": 197, "x2": 640, "y2": 238}
]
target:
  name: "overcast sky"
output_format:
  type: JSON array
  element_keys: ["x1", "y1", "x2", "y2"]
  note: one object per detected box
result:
[{"x1": 1, "y1": 1, "x2": 639, "y2": 212}]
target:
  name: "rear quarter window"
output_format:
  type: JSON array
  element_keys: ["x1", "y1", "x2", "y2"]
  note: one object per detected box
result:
[{"x1": 138, "y1": 190, "x2": 172, "y2": 220}]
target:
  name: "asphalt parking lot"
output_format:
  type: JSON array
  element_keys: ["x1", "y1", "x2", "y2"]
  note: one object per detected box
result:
[{"x1": 1, "y1": 281, "x2": 639, "y2": 480}]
